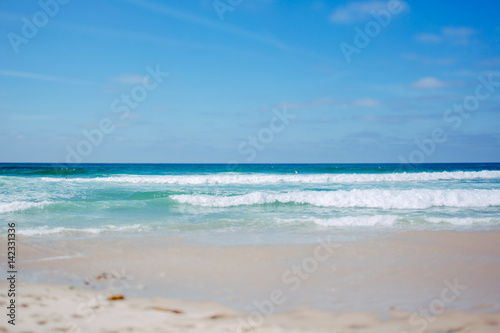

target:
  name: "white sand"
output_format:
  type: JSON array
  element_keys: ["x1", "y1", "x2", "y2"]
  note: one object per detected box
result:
[
  {"x1": 3, "y1": 230, "x2": 500, "y2": 332},
  {"x1": 1, "y1": 282, "x2": 499, "y2": 332}
]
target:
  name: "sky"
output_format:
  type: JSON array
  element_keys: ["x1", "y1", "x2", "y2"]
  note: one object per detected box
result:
[{"x1": 1, "y1": 0, "x2": 499, "y2": 163}]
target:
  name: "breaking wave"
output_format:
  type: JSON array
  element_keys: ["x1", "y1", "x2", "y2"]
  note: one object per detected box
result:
[
  {"x1": 40, "y1": 170, "x2": 500, "y2": 185},
  {"x1": 170, "y1": 189, "x2": 500, "y2": 209}
]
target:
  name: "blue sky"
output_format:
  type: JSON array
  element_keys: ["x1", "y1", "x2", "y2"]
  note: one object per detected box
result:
[{"x1": 1, "y1": 0, "x2": 499, "y2": 163}]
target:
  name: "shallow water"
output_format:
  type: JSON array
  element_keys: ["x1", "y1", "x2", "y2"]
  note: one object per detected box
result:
[{"x1": 1, "y1": 163, "x2": 500, "y2": 242}]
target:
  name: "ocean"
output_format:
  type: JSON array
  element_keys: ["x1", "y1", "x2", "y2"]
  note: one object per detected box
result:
[{"x1": 2, "y1": 163, "x2": 500, "y2": 243}]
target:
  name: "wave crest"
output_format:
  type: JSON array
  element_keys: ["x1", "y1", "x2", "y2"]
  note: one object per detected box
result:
[
  {"x1": 0, "y1": 201, "x2": 52, "y2": 213},
  {"x1": 40, "y1": 170, "x2": 500, "y2": 185},
  {"x1": 170, "y1": 189, "x2": 500, "y2": 209}
]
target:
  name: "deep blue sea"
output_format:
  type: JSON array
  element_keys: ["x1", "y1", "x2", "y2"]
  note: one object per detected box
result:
[{"x1": 1, "y1": 163, "x2": 500, "y2": 240}]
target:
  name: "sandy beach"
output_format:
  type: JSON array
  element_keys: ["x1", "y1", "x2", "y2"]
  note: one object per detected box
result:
[
  {"x1": 3, "y1": 230, "x2": 500, "y2": 332},
  {"x1": 3, "y1": 0, "x2": 500, "y2": 330},
  {"x1": 2, "y1": 282, "x2": 500, "y2": 333}
]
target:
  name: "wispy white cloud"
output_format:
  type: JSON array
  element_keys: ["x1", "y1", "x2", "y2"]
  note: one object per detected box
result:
[
  {"x1": 415, "y1": 26, "x2": 476, "y2": 45},
  {"x1": 276, "y1": 98, "x2": 335, "y2": 110},
  {"x1": 442, "y1": 26, "x2": 475, "y2": 38},
  {"x1": 351, "y1": 98, "x2": 381, "y2": 107},
  {"x1": 329, "y1": 0, "x2": 409, "y2": 24},
  {"x1": 409, "y1": 77, "x2": 450, "y2": 89},
  {"x1": 54, "y1": 22, "x2": 205, "y2": 49},
  {"x1": 275, "y1": 97, "x2": 381, "y2": 110},
  {"x1": 200, "y1": 0, "x2": 275, "y2": 12},
  {"x1": 0, "y1": 69, "x2": 95, "y2": 85},
  {"x1": 414, "y1": 33, "x2": 442, "y2": 43},
  {"x1": 8, "y1": 114, "x2": 56, "y2": 121},
  {"x1": 478, "y1": 57, "x2": 500, "y2": 67},
  {"x1": 234, "y1": 0, "x2": 275, "y2": 12},
  {"x1": 54, "y1": 21, "x2": 274, "y2": 70},
  {"x1": 124, "y1": 0, "x2": 330, "y2": 62},
  {"x1": 125, "y1": 0, "x2": 287, "y2": 49},
  {"x1": 312, "y1": 1, "x2": 327, "y2": 11},
  {"x1": 353, "y1": 114, "x2": 435, "y2": 123},
  {"x1": 401, "y1": 53, "x2": 455, "y2": 66},
  {"x1": 111, "y1": 75, "x2": 147, "y2": 85},
  {"x1": 444, "y1": 69, "x2": 478, "y2": 78}
]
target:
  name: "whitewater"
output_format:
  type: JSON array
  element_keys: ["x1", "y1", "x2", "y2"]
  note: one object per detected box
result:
[{"x1": 1, "y1": 163, "x2": 500, "y2": 240}]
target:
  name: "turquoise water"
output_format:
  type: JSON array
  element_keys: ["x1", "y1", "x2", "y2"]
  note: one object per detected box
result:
[{"x1": 1, "y1": 163, "x2": 500, "y2": 239}]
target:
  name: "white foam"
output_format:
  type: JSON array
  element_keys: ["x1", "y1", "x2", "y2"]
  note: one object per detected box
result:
[
  {"x1": 40, "y1": 170, "x2": 500, "y2": 185},
  {"x1": 17, "y1": 227, "x2": 100, "y2": 236},
  {"x1": 170, "y1": 189, "x2": 500, "y2": 209},
  {"x1": 292, "y1": 215, "x2": 400, "y2": 227},
  {"x1": 0, "y1": 201, "x2": 52, "y2": 213},
  {"x1": 426, "y1": 217, "x2": 496, "y2": 225},
  {"x1": 17, "y1": 224, "x2": 144, "y2": 236},
  {"x1": 279, "y1": 215, "x2": 497, "y2": 227}
]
